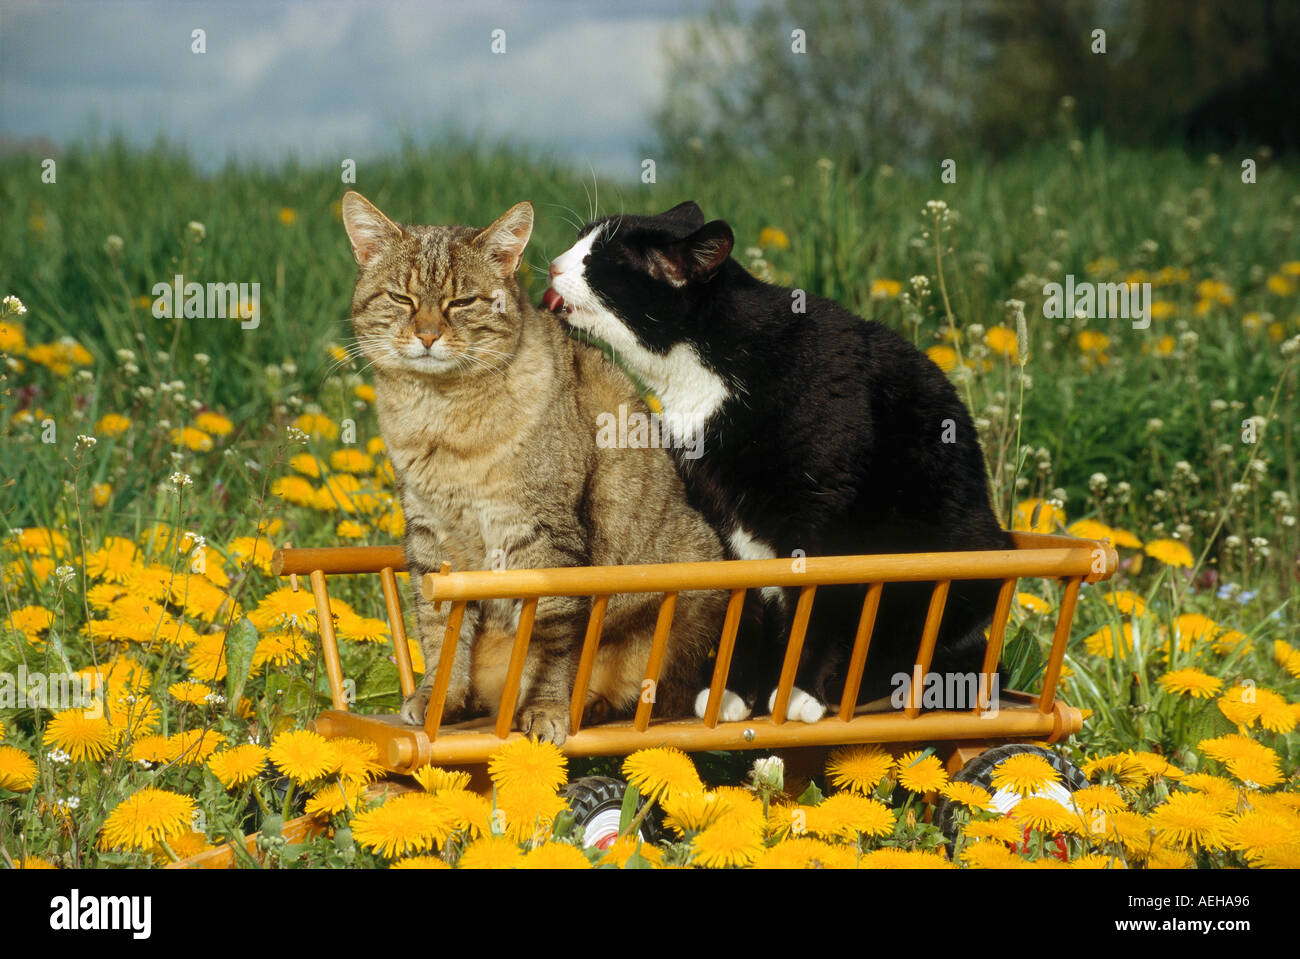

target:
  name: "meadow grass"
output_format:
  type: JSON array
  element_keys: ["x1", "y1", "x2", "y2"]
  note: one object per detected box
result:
[{"x1": 0, "y1": 134, "x2": 1297, "y2": 868}]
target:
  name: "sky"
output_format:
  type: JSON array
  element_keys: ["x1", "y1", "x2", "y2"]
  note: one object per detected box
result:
[{"x1": 0, "y1": 0, "x2": 735, "y2": 177}]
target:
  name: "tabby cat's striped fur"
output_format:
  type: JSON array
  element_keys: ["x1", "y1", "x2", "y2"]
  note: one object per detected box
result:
[{"x1": 341, "y1": 192, "x2": 726, "y2": 744}]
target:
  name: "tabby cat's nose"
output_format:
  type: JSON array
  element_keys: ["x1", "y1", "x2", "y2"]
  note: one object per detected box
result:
[{"x1": 415, "y1": 332, "x2": 439, "y2": 349}]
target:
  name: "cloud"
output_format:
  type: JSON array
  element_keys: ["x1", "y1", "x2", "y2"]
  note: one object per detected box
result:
[{"x1": 0, "y1": 0, "x2": 696, "y2": 176}]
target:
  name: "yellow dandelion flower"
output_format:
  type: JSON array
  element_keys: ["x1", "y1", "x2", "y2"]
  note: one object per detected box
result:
[
  {"x1": 0, "y1": 745, "x2": 38, "y2": 791},
  {"x1": 329, "y1": 737, "x2": 382, "y2": 784},
  {"x1": 458, "y1": 834, "x2": 525, "y2": 868},
  {"x1": 496, "y1": 782, "x2": 568, "y2": 842},
  {"x1": 1083, "y1": 623, "x2": 1134, "y2": 659},
  {"x1": 1199, "y1": 734, "x2": 1278, "y2": 768},
  {"x1": 825, "y1": 745, "x2": 894, "y2": 795},
  {"x1": 207, "y1": 744, "x2": 268, "y2": 788},
  {"x1": 1144, "y1": 538, "x2": 1194, "y2": 567},
  {"x1": 1102, "y1": 590, "x2": 1147, "y2": 616},
  {"x1": 168, "y1": 728, "x2": 224, "y2": 765},
  {"x1": 961, "y1": 841, "x2": 1024, "y2": 868},
  {"x1": 1180, "y1": 773, "x2": 1239, "y2": 812},
  {"x1": 44, "y1": 709, "x2": 117, "y2": 762},
  {"x1": 169, "y1": 426, "x2": 213, "y2": 452},
  {"x1": 870, "y1": 278, "x2": 902, "y2": 299},
  {"x1": 662, "y1": 790, "x2": 728, "y2": 836},
  {"x1": 1253, "y1": 687, "x2": 1298, "y2": 734},
  {"x1": 151, "y1": 830, "x2": 212, "y2": 865},
  {"x1": 1147, "y1": 792, "x2": 1230, "y2": 852},
  {"x1": 304, "y1": 780, "x2": 369, "y2": 819},
  {"x1": 1009, "y1": 797, "x2": 1075, "y2": 834},
  {"x1": 337, "y1": 520, "x2": 368, "y2": 540},
  {"x1": 413, "y1": 764, "x2": 473, "y2": 794},
  {"x1": 1158, "y1": 668, "x2": 1222, "y2": 699},
  {"x1": 1013, "y1": 498, "x2": 1064, "y2": 533},
  {"x1": 622, "y1": 747, "x2": 702, "y2": 804},
  {"x1": 335, "y1": 611, "x2": 390, "y2": 643},
  {"x1": 1218, "y1": 684, "x2": 1261, "y2": 728},
  {"x1": 252, "y1": 630, "x2": 313, "y2": 670},
  {"x1": 168, "y1": 681, "x2": 212, "y2": 705},
  {"x1": 8, "y1": 604, "x2": 54, "y2": 638},
  {"x1": 352, "y1": 793, "x2": 456, "y2": 858},
  {"x1": 1273, "y1": 640, "x2": 1300, "y2": 678},
  {"x1": 330, "y1": 449, "x2": 375, "y2": 474},
  {"x1": 893, "y1": 750, "x2": 948, "y2": 794},
  {"x1": 17, "y1": 856, "x2": 57, "y2": 869},
  {"x1": 278, "y1": 206, "x2": 298, "y2": 225},
  {"x1": 754, "y1": 837, "x2": 853, "y2": 869},
  {"x1": 985, "y1": 325, "x2": 1019, "y2": 359},
  {"x1": 271, "y1": 475, "x2": 319, "y2": 507},
  {"x1": 131, "y1": 734, "x2": 176, "y2": 764},
  {"x1": 860, "y1": 847, "x2": 952, "y2": 868},
  {"x1": 1070, "y1": 785, "x2": 1126, "y2": 814},
  {"x1": 1016, "y1": 593, "x2": 1052, "y2": 615},
  {"x1": 1068, "y1": 852, "x2": 1125, "y2": 869},
  {"x1": 989, "y1": 754, "x2": 1063, "y2": 797},
  {"x1": 520, "y1": 843, "x2": 591, "y2": 869},
  {"x1": 1226, "y1": 754, "x2": 1283, "y2": 789},
  {"x1": 940, "y1": 782, "x2": 997, "y2": 812},
  {"x1": 294, "y1": 412, "x2": 338, "y2": 440},
  {"x1": 430, "y1": 789, "x2": 492, "y2": 838},
  {"x1": 289, "y1": 453, "x2": 322, "y2": 477},
  {"x1": 925, "y1": 344, "x2": 958, "y2": 372},
  {"x1": 962, "y1": 818, "x2": 1027, "y2": 844},
  {"x1": 1225, "y1": 810, "x2": 1300, "y2": 863},
  {"x1": 598, "y1": 836, "x2": 664, "y2": 868},
  {"x1": 390, "y1": 854, "x2": 450, "y2": 869},
  {"x1": 269, "y1": 728, "x2": 337, "y2": 783},
  {"x1": 99, "y1": 788, "x2": 196, "y2": 852},
  {"x1": 805, "y1": 792, "x2": 895, "y2": 840},
  {"x1": 487, "y1": 737, "x2": 567, "y2": 792},
  {"x1": 248, "y1": 586, "x2": 317, "y2": 630},
  {"x1": 690, "y1": 818, "x2": 763, "y2": 868}
]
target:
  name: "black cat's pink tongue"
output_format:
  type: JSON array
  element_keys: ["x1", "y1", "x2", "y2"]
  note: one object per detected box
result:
[{"x1": 542, "y1": 288, "x2": 564, "y2": 313}]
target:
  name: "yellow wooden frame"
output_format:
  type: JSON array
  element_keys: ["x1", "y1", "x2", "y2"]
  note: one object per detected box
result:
[{"x1": 270, "y1": 532, "x2": 1115, "y2": 774}]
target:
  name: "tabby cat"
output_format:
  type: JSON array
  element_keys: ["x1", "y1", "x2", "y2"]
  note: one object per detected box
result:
[
  {"x1": 544, "y1": 201, "x2": 1012, "y2": 723},
  {"x1": 342, "y1": 192, "x2": 727, "y2": 745}
]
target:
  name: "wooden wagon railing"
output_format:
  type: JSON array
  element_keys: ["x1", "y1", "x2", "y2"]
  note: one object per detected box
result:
[{"x1": 271, "y1": 532, "x2": 1116, "y2": 774}]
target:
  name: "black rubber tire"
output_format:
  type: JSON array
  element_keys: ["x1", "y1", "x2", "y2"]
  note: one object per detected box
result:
[
  {"x1": 563, "y1": 776, "x2": 660, "y2": 849},
  {"x1": 932, "y1": 743, "x2": 1090, "y2": 849}
]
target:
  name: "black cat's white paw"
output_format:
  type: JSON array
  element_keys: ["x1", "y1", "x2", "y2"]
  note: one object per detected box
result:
[
  {"x1": 694, "y1": 687, "x2": 751, "y2": 722},
  {"x1": 768, "y1": 686, "x2": 826, "y2": 723}
]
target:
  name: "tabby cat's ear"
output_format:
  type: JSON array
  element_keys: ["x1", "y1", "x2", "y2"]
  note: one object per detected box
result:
[
  {"x1": 474, "y1": 202, "x2": 534, "y2": 274},
  {"x1": 661, "y1": 200, "x2": 705, "y2": 230},
  {"x1": 656, "y1": 219, "x2": 734, "y2": 285},
  {"x1": 341, "y1": 191, "x2": 403, "y2": 267}
]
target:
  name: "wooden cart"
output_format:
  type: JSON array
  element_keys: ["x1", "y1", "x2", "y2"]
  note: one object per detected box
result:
[
  {"x1": 172, "y1": 531, "x2": 1115, "y2": 865},
  {"x1": 278, "y1": 531, "x2": 1112, "y2": 770}
]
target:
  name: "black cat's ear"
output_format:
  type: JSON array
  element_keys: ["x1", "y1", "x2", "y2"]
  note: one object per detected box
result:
[
  {"x1": 474, "y1": 202, "x2": 534, "y2": 274},
  {"x1": 655, "y1": 219, "x2": 733, "y2": 285},
  {"x1": 661, "y1": 200, "x2": 705, "y2": 230},
  {"x1": 342, "y1": 192, "x2": 404, "y2": 267}
]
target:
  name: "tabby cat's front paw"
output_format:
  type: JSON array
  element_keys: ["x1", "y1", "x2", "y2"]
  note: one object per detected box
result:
[
  {"x1": 518, "y1": 703, "x2": 569, "y2": 746},
  {"x1": 694, "y1": 687, "x2": 752, "y2": 722},
  {"x1": 399, "y1": 687, "x2": 431, "y2": 726}
]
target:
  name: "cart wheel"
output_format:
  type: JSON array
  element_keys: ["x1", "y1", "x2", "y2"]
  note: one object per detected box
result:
[
  {"x1": 564, "y1": 777, "x2": 659, "y2": 850},
  {"x1": 932, "y1": 744, "x2": 1090, "y2": 860}
]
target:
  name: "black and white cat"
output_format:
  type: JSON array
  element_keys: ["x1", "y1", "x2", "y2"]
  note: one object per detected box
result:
[{"x1": 543, "y1": 201, "x2": 1011, "y2": 723}]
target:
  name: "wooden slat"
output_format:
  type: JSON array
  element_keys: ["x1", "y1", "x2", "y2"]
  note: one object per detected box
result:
[
  {"x1": 770, "y1": 586, "x2": 817, "y2": 725},
  {"x1": 568, "y1": 595, "x2": 610, "y2": 736},
  {"x1": 1038, "y1": 576, "x2": 1082, "y2": 713},
  {"x1": 424, "y1": 601, "x2": 466, "y2": 739},
  {"x1": 904, "y1": 580, "x2": 951, "y2": 718},
  {"x1": 309, "y1": 569, "x2": 348, "y2": 712},
  {"x1": 276, "y1": 545, "x2": 407, "y2": 576},
  {"x1": 838, "y1": 582, "x2": 883, "y2": 721},
  {"x1": 974, "y1": 578, "x2": 1017, "y2": 714},
  {"x1": 633, "y1": 593, "x2": 677, "y2": 731},
  {"x1": 703, "y1": 589, "x2": 748, "y2": 727},
  {"x1": 381, "y1": 566, "x2": 416, "y2": 698},
  {"x1": 422, "y1": 545, "x2": 1113, "y2": 603},
  {"x1": 495, "y1": 598, "x2": 538, "y2": 739}
]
